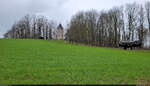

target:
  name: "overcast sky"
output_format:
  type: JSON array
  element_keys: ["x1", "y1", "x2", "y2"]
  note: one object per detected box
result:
[{"x1": 0, "y1": 0, "x2": 149, "y2": 38}]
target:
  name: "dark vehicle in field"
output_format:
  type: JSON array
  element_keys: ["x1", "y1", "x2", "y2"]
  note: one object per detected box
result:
[
  {"x1": 119, "y1": 40, "x2": 142, "y2": 50},
  {"x1": 39, "y1": 36, "x2": 44, "y2": 39}
]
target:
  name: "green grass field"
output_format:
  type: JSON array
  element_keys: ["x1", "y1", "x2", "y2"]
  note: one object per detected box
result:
[{"x1": 0, "y1": 39, "x2": 150, "y2": 84}]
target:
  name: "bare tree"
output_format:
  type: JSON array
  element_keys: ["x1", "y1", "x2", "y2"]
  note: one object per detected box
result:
[
  {"x1": 125, "y1": 3, "x2": 138, "y2": 41},
  {"x1": 4, "y1": 14, "x2": 56, "y2": 40},
  {"x1": 138, "y1": 5, "x2": 145, "y2": 43},
  {"x1": 145, "y1": 1, "x2": 150, "y2": 32}
]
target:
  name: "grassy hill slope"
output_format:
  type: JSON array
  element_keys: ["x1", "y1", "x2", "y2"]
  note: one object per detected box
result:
[{"x1": 0, "y1": 39, "x2": 150, "y2": 84}]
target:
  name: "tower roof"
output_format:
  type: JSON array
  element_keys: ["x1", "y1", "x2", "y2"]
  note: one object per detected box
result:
[{"x1": 57, "y1": 24, "x2": 63, "y2": 30}]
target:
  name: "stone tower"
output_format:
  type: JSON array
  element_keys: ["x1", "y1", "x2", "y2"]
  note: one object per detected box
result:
[{"x1": 56, "y1": 24, "x2": 64, "y2": 40}]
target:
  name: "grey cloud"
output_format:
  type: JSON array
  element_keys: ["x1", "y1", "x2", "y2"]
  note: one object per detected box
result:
[
  {"x1": 0, "y1": 0, "x2": 148, "y2": 38},
  {"x1": 0, "y1": 0, "x2": 68, "y2": 38},
  {"x1": 27, "y1": 0, "x2": 69, "y2": 13}
]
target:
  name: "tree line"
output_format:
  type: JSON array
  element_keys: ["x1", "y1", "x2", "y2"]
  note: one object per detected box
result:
[
  {"x1": 4, "y1": 2, "x2": 150, "y2": 48},
  {"x1": 4, "y1": 15, "x2": 56, "y2": 40},
  {"x1": 65, "y1": 2, "x2": 150, "y2": 47}
]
